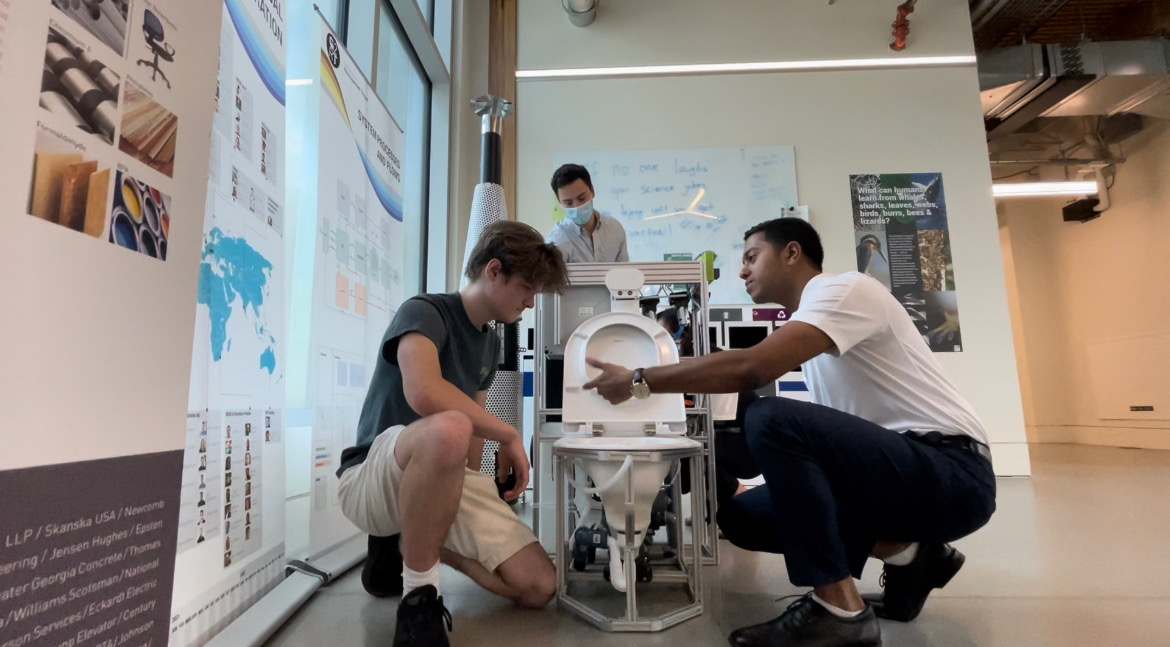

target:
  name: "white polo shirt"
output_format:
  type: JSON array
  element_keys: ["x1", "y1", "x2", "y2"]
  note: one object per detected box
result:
[{"x1": 788, "y1": 272, "x2": 988, "y2": 445}]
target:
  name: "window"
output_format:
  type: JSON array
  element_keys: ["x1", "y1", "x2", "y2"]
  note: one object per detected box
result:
[
  {"x1": 374, "y1": 7, "x2": 430, "y2": 294},
  {"x1": 281, "y1": 0, "x2": 448, "y2": 560},
  {"x1": 346, "y1": 0, "x2": 431, "y2": 293}
]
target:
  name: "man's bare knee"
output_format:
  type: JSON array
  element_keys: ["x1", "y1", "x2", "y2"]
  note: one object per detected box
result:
[
  {"x1": 514, "y1": 562, "x2": 556, "y2": 608},
  {"x1": 422, "y1": 411, "x2": 473, "y2": 468}
]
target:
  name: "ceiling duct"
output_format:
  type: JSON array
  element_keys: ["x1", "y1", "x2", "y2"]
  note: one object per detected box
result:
[{"x1": 979, "y1": 38, "x2": 1170, "y2": 139}]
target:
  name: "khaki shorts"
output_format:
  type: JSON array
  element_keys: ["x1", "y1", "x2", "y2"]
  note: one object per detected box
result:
[{"x1": 338, "y1": 424, "x2": 538, "y2": 572}]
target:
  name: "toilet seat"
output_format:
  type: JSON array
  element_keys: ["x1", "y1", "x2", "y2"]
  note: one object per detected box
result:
[
  {"x1": 554, "y1": 436, "x2": 699, "y2": 453},
  {"x1": 561, "y1": 311, "x2": 686, "y2": 435}
]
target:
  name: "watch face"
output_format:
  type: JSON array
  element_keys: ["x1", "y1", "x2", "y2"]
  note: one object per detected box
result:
[{"x1": 632, "y1": 382, "x2": 652, "y2": 399}]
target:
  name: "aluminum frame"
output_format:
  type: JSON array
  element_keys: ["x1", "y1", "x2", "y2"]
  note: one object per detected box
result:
[
  {"x1": 553, "y1": 443, "x2": 704, "y2": 632},
  {"x1": 532, "y1": 261, "x2": 719, "y2": 566}
]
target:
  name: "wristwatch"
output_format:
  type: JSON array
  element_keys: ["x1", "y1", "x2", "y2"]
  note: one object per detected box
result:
[{"x1": 631, "y1": 368, "x2": 651, "y2": 400}]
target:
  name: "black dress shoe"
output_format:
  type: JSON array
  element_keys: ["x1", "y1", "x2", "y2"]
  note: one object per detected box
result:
[
  {"x1": 728, "y1": 594, "x2": 881, "y2": 647},
  {"x1": 863, "y1": 543, "x2": 965, "y2": 622},
  {"x1": 393, "y1": 585, "x2": 452, "y2": 647},
  {"x1": 362, "y1": 534, "x2": 404, "y2": 598}
]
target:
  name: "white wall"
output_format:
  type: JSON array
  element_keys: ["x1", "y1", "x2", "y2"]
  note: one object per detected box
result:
[
  {"x1": 515, "y1": 0, "x2": 1031, "y2": 474},
  {"x1": 518, "y1": 0, "x2": 977, "y2": 69},
  {"x1": 998, "y1": 120, "x2": 1170, "y2": 450}
]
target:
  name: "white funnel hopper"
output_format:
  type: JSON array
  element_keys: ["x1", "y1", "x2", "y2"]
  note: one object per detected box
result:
[
  {"x1": 556, "y1": 432, "x2": 700, "y2": 592},
  {"x1": 576, "y1": 454, "x2": 671, "y2": 593},
  {"x1": 579, "y1": 456, "x2": 672, "y2": 541}
]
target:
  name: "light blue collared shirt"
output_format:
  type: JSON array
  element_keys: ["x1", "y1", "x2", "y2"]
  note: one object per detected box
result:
[{"x1": 546, "y1": 212, "x2": 629, "y2": 264}]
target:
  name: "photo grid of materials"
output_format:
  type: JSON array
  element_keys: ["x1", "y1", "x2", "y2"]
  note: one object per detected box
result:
[
  {"x1": 109, "y1": 169, "x2": 171, "y2": 259},
  {"x1": 27, "y1": 1, "x2": 181, "y2": 251},
  {"x1": 119, "y1": 81, "x2": 178, "y2": 177},
  {"x1": 41, "y1": 25, "x2": 121, "y2": 145},
  {"x1": 28, "y1": 127, "x2": 111, "y2": 237},
  {"x1": 50, "y1": 0, "x2": 130, "y2": 56}
]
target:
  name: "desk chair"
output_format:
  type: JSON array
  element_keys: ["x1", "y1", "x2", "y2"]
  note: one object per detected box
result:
[{"x1": 136, "y1": 9, "x2": 174, "y2": 89}]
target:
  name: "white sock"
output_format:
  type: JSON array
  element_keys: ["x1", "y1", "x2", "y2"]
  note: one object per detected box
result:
[
  {"x1": 883, "y1": 542, "x2": 919, "y2": 566},
  {"x1": 402, "y1": 561, "x2": 441, "y2": 597},
  {"x1": 811, "y1": 593, "x2": 864, "y2": 618}
]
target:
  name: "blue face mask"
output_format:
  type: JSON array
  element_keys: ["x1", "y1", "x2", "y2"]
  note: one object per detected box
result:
[
  {"x1": 564, "y1": 200, "x2": 594, "y2": 226},
  {"x1": 671, "y1": 327, "x2": 685, "y2": 341}
]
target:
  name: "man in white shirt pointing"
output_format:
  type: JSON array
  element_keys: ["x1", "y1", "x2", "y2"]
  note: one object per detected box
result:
[{"x1": 584, "y1": 218, "x2": 996, "y2": 647}]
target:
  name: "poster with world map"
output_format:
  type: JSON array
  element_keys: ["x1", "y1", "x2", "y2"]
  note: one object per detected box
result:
[
  {"x1": 174, "y1": 1, "x2": 286, "y2": 641},
  {"x1": 189, "y1": 193, "x2": 282, "y2": 407},
  {"x1": 199, "y1": 224, "x2": 278, "y2": 378}
]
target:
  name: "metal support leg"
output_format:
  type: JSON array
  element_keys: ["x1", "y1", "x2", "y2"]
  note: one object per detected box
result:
[{"x1": 554, "y1": 446, "x2": 705, "y2": 632}]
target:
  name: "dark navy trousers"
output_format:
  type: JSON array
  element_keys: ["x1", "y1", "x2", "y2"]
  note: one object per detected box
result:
[{"x1": 716, "y1": 397, "x2": 996, "y2": 587}]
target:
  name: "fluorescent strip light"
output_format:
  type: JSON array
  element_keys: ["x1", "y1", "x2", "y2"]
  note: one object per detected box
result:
[
  {"x1": 286, "y1": 79, "x2": 314, "y2": 86},
  {"x1": 992, "y1": 181, "x2": 1099, "y2": 198},
  {"x1": 516, "y1": 55, "x2": 977, "y2": 80}
]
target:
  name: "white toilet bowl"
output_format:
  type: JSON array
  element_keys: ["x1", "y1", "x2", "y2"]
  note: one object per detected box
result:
[{"x1": 556, "y1": 436, "x2": 700, "y2": 592}]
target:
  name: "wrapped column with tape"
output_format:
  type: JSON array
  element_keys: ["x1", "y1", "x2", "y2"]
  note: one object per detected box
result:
[{"x1": 461, "y1": 95, "x2": 523, "y2": 488}]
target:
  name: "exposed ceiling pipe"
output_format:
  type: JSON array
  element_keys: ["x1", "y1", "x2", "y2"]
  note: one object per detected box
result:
[
  {"x1": 970, "y1": 0, "x2": 1015, "y2": 31},
  {"x1": 563, "y1": 0, "x2": 598, "y2": 27},
  {"x1": 891, "y1": 0, "x2": 918, "y2": 51},
  {"x1": 1092, "y1": 172, "x2": 1111, "y2": 212},
  {"x1": 989, "y1": 157, "x2": 1126, "y2": 165}
]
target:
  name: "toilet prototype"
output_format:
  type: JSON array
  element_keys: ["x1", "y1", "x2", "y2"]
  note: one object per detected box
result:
[{"x1": 552, "y1": 268, "x2": 704, "y2": 632}]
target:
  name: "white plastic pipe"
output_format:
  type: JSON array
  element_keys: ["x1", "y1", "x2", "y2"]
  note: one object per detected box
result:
[
  {"x1": 607, "y1": 535, "x2": 627, "y2": 592},
  {"x1": 566, "y1": 454, "x2": 634, "y2": 494}
]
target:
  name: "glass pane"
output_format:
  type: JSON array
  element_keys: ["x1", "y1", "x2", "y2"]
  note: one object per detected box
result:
[
  {"x1": 375, "y1": 8, "x2": 429, "y2": 296},
  {"x1": 316, "y1": 0, "x2": 344, "y2": 30},
  {"x1": 346, "y1": 0, "x2": 378, "y2": 79},
  {"x1": 433, "y1": 0, "x2": 453, "y2": 67},
  {"x1": 283, "y1": 0, "x2": 330, "y2": 561}
]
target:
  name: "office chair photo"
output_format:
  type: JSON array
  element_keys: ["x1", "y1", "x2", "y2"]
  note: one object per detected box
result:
[{"x1": 136, "y1": 9, "x2": 174, "y2": 89}]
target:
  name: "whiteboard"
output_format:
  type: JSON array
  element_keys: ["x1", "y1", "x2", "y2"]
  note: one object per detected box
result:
[{"x1": 552, "y1": 146, "x2": 798, "y2": 305}]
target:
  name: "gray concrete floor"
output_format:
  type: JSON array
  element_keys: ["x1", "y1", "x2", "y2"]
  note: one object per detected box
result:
[{"x1": 265, "y1": 444, "x2": 1170, "y2": 646}]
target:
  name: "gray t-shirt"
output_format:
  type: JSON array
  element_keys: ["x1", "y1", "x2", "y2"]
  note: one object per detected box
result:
[{"x1": 337, "y1": 293, "x2": 499, "y2": 476}]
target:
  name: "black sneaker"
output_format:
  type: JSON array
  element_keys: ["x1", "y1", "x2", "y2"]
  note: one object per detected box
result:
[
  {"x1": 362, "y1": 534, "x2": 404, "y2": 598},
  {"x1": 728, "y1": 594, "x2": 881, "y2": 647},
  {"x1": 393, "y1": 585, "x2": 452, "y2": 647},
  {"x1": 863, "y1": 543, "x2": 965, "y2": 622}
]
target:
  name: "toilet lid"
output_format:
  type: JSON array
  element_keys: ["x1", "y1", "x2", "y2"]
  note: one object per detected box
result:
[
  {"x1": 554, "y1": 436, "x2": 701, "y2": 452},
  {"x1": 561, "y1": 311, "x2": 686, "y2": 427},
  {"x1": 571, "y1": 312, "x2": 674, "y2": 384}
]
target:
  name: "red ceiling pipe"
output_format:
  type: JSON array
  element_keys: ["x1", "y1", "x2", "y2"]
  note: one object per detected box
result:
[{"x1": 891, "y1": 0, "x2": 918, "y2": 51}]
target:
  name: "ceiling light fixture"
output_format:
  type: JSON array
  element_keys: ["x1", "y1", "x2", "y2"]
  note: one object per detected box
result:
[
  {"x1": 516, "y1": 55, "x2": 977, "y2": 80},
  {"x1": 992, "y1": 181, "x2": 1099, "y2": 198}
]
